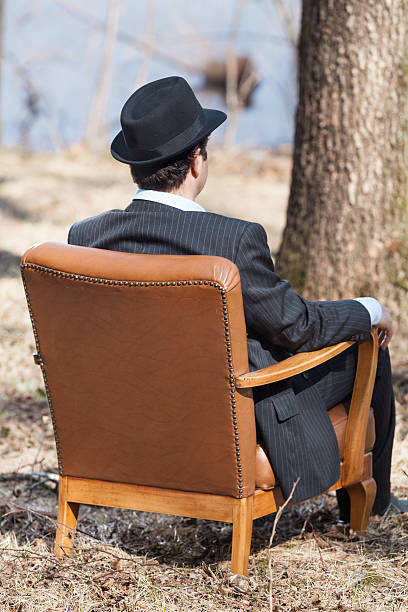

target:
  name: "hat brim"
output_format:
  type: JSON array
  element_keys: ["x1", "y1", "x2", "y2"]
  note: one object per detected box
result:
[{"x1": 111, "y1": 108, "x2": 226, "y2": 166}]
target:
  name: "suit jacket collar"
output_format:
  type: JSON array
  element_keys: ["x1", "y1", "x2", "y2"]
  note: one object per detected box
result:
[{"x1": 125, "y1": 199, "x2": 184, "y2": 214}]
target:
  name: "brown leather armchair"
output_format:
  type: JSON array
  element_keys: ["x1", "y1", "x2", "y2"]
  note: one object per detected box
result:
[{"x1": 21, "y1": 242, "x2": 378, "y2": 576}]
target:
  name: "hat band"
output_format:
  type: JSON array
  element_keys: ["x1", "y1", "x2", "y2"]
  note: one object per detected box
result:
[{"x1": 126, "y1": 111, "x2": 206, "y2": 161}]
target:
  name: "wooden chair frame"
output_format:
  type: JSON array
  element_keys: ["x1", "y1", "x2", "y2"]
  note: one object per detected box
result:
[{"x1": 53, "y1": 330, "x2": 378, "y2": 576}]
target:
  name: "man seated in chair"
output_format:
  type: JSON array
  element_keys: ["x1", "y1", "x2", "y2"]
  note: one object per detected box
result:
[{"x1": 68, "y1": 76, "x2": 405, "y2": 521}]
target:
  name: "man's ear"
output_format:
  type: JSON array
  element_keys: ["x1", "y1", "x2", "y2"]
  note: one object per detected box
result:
[{"x1": 191, "y1": 151, "x2": 202, "y2": 179}]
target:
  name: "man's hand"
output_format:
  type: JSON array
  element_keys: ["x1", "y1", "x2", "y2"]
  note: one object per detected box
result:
[{"x1": 377, "y1": 305, "x2": 393, "y2": 350}]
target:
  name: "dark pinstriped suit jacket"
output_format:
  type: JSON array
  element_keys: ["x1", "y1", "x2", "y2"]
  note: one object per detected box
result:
[{"x1": 68, "y1": 199, "x2": 371, "y2": 502}]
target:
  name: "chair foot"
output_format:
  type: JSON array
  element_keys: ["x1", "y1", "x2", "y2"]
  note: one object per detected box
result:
[
  {"x1": 54, "y1": 477, "x2": 80, "y2": 557},
  {"x1": 231, "y1": 497, "x2": 253, "y2": 576},
  {"x1": 347, "y1": 478, "x2": 376, "y2": 534}
]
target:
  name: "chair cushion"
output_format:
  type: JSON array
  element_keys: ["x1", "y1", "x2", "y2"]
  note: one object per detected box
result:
[{"x1": 255, "y1": 403, "x2": 375, "y2": 490}]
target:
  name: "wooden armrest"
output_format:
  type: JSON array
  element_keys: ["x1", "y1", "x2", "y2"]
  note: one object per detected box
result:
[
  {"x1": 235, "y1": 340, "x2": 354, "y2": 388},
  {"x1": 342, "y1": 329, "x2": 378, "y2": 486}
]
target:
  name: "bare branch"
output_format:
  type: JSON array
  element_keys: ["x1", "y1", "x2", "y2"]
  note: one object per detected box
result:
[
  {"x1": 0, "y1": 0, "x2": 4, "y2": 145},
  {"x1": 224, "y1": 0, "x2": 247, "y2": 148},
  {"x1": 268, "y1": 478, "x2": 299, "y2": 612},
  {"x1": 272, "y1": 0, "x2": 298, "y2": 49},
  {"x1": 55, "y1": 0, "x2": 197, "y2": 73},
  {"x1": 133, "y1": 0, "x2": 158, "y2": 90},
  {"x1": 84, "y1": 0, "x2": 121, "y2": 150}
]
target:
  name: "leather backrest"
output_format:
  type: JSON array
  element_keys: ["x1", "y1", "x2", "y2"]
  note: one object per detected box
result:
[{"x1": 21, "y1": 242, "x2": 256, "y2": 498}]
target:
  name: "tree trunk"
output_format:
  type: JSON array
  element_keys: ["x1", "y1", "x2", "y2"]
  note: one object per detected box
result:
[{"x1": 277, "y1": 0, "x2": 408, "y2": 350}]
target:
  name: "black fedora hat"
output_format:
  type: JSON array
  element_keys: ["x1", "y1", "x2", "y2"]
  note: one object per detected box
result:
[{"x1": 111, "y1": 76, "x2": 227, "y2": 167}]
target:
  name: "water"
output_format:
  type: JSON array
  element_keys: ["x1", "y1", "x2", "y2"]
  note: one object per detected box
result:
[{"x1": 2, "y1": 0, "x2": 300, "y2": 151}]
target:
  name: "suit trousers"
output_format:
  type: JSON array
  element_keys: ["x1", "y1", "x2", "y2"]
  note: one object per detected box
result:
[{"x1": 291, "y1": 344, "x2": 395, "y2": 519}]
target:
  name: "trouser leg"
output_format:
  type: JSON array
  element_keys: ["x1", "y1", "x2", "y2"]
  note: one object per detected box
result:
[
  {"x1": 293, "y1": 344, "x2": 395, "y2": 520},
  {"x1": 363, "y1": 347, "x2": 395, "y2": 514},
  {"x1": 335, "y1": 347, "x2": 395, "y2": 519}
]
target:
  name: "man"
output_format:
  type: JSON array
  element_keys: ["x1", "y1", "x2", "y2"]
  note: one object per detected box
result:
[{"x1": 69, "y1": 76, "x2": 402, "y2": 519}]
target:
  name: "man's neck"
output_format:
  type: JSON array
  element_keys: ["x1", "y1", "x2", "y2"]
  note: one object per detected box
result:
[{"x1": 167, "y1": 186, "x2": 197, "y2": 201}]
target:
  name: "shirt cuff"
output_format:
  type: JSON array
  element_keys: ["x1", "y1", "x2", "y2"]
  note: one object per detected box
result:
[{"x1": 353, "y1": 297, "x2": 382, "y2": 326}]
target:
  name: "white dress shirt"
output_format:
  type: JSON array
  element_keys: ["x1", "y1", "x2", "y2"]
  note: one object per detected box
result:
[
  {"x1": 133, "y1": 189, "x2": 382, "y2": 326},
  {"x1": 135, "y1": 189, "x2": 205, "y2": 212}
]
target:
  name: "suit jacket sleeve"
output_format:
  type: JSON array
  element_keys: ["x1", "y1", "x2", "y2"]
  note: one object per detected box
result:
[{"x1": 234, "y1": 222, "x2": 371, "y2": 353}]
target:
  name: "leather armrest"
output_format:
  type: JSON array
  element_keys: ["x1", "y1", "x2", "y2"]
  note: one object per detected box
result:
[{"x1": 235, "y1": 341, "x2": 354, "y2": 388}]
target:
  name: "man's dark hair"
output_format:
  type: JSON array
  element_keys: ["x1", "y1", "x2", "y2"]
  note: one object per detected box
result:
[{"x1": 130, "y1": 136, "x2": 208, "y2": 191}]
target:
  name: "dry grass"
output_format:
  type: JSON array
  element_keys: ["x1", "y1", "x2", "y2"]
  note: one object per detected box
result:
[
  {"x1": 1, "y1": 147, "x2": 408, "y2": 611},
  {"x1": 1, "y1": 472, "x2": 408, "y2": 611}
]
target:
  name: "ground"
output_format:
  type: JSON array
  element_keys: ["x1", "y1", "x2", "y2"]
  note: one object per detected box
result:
[{"x1": 0, "y1": 147, "x2": 407, "y2": 611}]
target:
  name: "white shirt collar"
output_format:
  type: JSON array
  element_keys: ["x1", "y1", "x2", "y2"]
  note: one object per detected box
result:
[{"x1": 134, "y1": 189, "x2": 206, "y2": 212}]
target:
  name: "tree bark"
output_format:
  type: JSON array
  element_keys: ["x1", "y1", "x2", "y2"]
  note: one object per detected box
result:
[{"x1": 277, "y1": 0, "x2": 408, "y2": 346}]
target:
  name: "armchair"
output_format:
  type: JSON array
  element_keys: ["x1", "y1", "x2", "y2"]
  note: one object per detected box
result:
[{"x1": 21, "y1": 242, "x2": 378, "y2": 576}]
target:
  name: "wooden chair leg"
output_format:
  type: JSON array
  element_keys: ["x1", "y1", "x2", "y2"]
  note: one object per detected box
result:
[
  {"x1": 54, "y1": 476, "x2": 80, "y2": 557},
  {"x1": 231, "y1": 496, "x2": 253, "y2": 576},
  {"x1": 347, "y1": 478, "x2": 376, "y2": 534}
]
